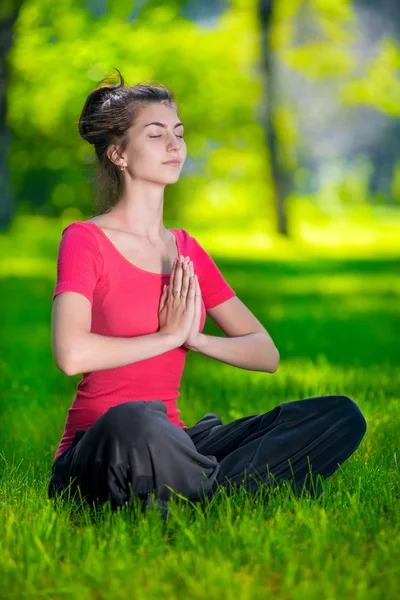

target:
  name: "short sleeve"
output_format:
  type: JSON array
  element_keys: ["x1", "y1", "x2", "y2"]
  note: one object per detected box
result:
[
  {"x1": 189, "y1": 234, "x2": 236, "y2": 310},
  {"x1": 52, "y1": 222, "x2": 103, "y2": 306}
]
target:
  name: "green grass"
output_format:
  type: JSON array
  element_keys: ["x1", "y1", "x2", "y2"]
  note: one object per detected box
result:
[{"x1": 0, "y1": 213, "x2": 399, "y2": 599}]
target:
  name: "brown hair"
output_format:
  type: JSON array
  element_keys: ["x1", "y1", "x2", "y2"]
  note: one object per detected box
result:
[{"x1": 78, "y1": 68, "x2": 179, "y2": 215}]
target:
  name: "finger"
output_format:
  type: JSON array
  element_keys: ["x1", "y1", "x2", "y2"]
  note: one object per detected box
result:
[
  {"x1": 173, "y1": 256, "x2": 184, "y2": 298},
  {"x1": 187, "y1": 275, "x2": 196, "y2": 300},
  {"x1": 160, "y1": 284, "x2": 168, "y2": 310},
  {"x1": 195, "y1": 276, "x2": 201, "y2": 315},
  {"x1": 189, "y1": 261, "x2": 195, "y2": 287},
  {"x1": 189, "y1": 263, "x2": 198, "y2": 302},
  {"x1": 195, "y1": 277, "x2": 201, "y2": 314},
  {"x1": 190, "y1": 263, "x2": 199, "y2": 293},
  {"x1": 192, "y1": 276, "x2": 201, "y2": 327},
  {"x1": 169, "y1": 258, "x2": 177, "y2": 293},
  {"x1": 169, "y1": 257, "x2": 179, "y2": 299},
  {"x1": 181, "y1": 259, "x2": 191, "y2": 297},
  {"x1": 195, "y1": 275, "x2": 200, "y2": 296},
  {"x1": 166, "y1": 260, "x2": 178, "y2": 302}
]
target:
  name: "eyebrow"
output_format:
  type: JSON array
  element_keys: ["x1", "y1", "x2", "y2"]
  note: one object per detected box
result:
[{"x1": 143, "y1": 122, "x2": 184, "y2": 129}]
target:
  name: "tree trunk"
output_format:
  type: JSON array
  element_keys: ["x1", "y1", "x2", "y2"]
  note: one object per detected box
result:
[
  {"x1": 0, "y1": 2, "x2": 23, "y2": 231},
  {"x1": 258, "y1": 0, "x2": 288, "y2": 236}
]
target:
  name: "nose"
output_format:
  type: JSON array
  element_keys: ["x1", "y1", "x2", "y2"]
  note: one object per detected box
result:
[
  {"x1": 166, "y1": 132, "x2": 182, "y2": 151},
  {"x1": 167, "y1": 139, "x2": 180, "y2": 151}
]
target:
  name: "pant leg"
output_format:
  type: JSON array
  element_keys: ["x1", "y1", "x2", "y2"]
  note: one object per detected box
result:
[
  {"x1": 48, "y1": 428, "x2": 87, "y2": 500},
  {"x1": 49, "y1": 395, "x2": 367, "y2": 512},
  {"x1": 185, "y1": 395, "x2": 367, "y2": 499},
  {"x1": 48, "y1": 400, "x2": 221, "y2": 511}
]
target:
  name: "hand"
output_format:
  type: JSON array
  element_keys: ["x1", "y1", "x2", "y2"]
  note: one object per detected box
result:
[
  {"x1": 158, "y1": 256, "x2": 196, "y2": 346},
  {"x1": 182, "y1": 260, "x2": 203, "y2": 351}
]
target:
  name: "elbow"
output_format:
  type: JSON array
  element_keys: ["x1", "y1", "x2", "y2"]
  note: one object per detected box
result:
[
  {"x1": 63, "y1": 361, "x2": 78, "y2": 377},
  {"x1": 268, "y1": 348, "x2": 280, "y2": 373},
  {"x1": 64, "y1": 352, "x2": 79, "y2": 376},
  {"x1": 55, "y1": 350, "x2": 77, "y2": 377},
  {"x1": 258, "y1": 333, "x2": 279, "y2": 373}
]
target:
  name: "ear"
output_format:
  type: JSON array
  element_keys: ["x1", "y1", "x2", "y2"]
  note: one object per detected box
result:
[{"x1": 107, "y1": 144, "x2": 124, "y2": 168}]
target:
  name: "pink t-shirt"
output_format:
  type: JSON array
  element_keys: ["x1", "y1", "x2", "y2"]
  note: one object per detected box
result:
[{"x1": 52, "y1": 221, "x2": 236, "y2": 461}]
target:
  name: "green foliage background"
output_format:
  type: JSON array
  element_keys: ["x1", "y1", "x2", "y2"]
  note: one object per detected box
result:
[
  {"x1": 1, "y1": 2, "x2": 399, "y2": 596},
  {"x1": 7, "y1": 0, "x2": 270, "y2": 229},
  {"x1": 6, "y1": 0, "x2": 400, "y2": 231}
]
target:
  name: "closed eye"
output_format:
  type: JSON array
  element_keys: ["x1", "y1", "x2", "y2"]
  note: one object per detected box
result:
[{"x1": 149, "y1": 135, "x2": 184, "y2": 138}]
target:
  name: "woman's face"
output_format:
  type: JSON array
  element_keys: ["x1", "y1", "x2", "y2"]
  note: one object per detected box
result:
[{"x1": 118, "y1": 102, "x2": 187, "y2": 184}]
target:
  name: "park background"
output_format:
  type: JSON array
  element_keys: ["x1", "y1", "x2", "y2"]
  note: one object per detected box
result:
[{"x1": 0, "y1": 0, "x2": 399, "y2": 599}]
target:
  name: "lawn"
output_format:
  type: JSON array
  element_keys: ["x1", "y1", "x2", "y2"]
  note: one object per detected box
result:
[{"x1": 0, "y1": 212, "x2": 399, "y2": 599}]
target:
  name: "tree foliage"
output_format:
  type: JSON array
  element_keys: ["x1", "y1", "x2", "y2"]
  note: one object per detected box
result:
[{"x1": 5, "y1": 0, "x2": 400, "y2": 226}]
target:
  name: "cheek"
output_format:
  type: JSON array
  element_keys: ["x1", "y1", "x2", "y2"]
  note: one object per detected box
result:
[{"x1": 130, "y1": 145, "x2": 160, "y2": 168}]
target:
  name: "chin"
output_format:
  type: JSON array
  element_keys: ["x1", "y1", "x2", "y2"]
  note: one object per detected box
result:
[{"x1": 163, "y1": 172, "x2": 181, "y2": 181}]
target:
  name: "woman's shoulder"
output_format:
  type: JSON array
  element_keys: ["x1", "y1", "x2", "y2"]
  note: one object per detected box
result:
[
  {"x1": 58, "y1": 221, "x2": 102, "y2": 254},
  {"x1": 172, "y1": 227, "x2": 198, "y2": 245},
  {"x1": 171, "y1": 227, "x2": 200, "y2": 256},
  {"x1": 61, "y1": 219, "x2": 93, "y2": 232},
  {"x1": 60, "y1": 220, "x2": 100, "y2": 239},
  {"x1": 56, "y1": 221, "x2": 104, "y2": 271},
  {"x1": 176, "y1": 228, "x2": 210, "y2": 254}
]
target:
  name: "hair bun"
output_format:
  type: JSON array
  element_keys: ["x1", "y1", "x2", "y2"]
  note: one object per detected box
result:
[
  {"x1": 78, "y1": 86, "x2": 116, "y2": 144},
  {"x1": 79, "y1": 69, "x2": 126, "y2": 145}
]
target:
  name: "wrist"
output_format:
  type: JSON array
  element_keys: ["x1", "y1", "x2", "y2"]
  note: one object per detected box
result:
[
  {"x1": 158, "y1": 331, "x2": 181, "y2": 351},
  {"x1": 190, "y1": 333, "x2": 207, "y2": 352}
]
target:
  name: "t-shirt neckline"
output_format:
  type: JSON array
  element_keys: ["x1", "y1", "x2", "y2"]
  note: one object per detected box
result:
[{"x1": 82, "y1": 221, "x2": 181, "y2": 277}]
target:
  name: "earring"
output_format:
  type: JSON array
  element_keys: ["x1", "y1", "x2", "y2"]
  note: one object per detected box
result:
[{"x1": 120, "y1": 166, "x2": 125, "y2": 172}]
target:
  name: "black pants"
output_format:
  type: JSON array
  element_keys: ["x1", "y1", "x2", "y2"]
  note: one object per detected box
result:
[{"x1": 48, "y1": 395, "x2": 367, "y2": 513}]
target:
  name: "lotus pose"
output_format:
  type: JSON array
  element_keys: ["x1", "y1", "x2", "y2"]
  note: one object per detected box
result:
[{"x1": 48, "y1": 70, "x2": 367, "y2": 521}]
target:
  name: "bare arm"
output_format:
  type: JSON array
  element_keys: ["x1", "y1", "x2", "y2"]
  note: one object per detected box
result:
[
  {"x1": 65, "y1": 331, "x2": 177, "y2": 376},
  {"x1": 51, "y1": 292, "x2": 178, "y2": 376},
  {"x1": 187, "y1": 295, "x2": 280, "y2": 373},
  {"x1": 191, "y1": 332, "x2": 279, "y2": 373}
]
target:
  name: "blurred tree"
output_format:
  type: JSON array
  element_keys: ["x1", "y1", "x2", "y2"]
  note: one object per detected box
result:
[
  {"x1": 270, "y1": 0, "x2": 400, "y2": 209},
  {"x1": 0, "y1": 0, "x2": 23, "y2": 231},
  {"x1": 258, "y1": 0, "x2": 290, "y2": 236},
  {"x1": 4, "y1": 0, "x2": 399, "y2": 236}
]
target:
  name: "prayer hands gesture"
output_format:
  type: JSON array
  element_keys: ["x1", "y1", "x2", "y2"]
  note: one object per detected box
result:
[{"x1": 158, "y1": 255, "x2": 203, "y2": 350}]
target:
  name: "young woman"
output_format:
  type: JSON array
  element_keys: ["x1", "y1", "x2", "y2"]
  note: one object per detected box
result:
[{"x1": 48, "y1": 70, "x2": 367, "y2": 520}]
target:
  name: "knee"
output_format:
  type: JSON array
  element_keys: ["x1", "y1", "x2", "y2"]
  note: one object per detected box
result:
[{"x1": 337, "y1": 395, "x2": 367, "y2": 439}]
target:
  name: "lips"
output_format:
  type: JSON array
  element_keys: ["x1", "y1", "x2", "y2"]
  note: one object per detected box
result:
[{"x1": 163, "y1": 160, "x2": 180, "y2": 165}]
